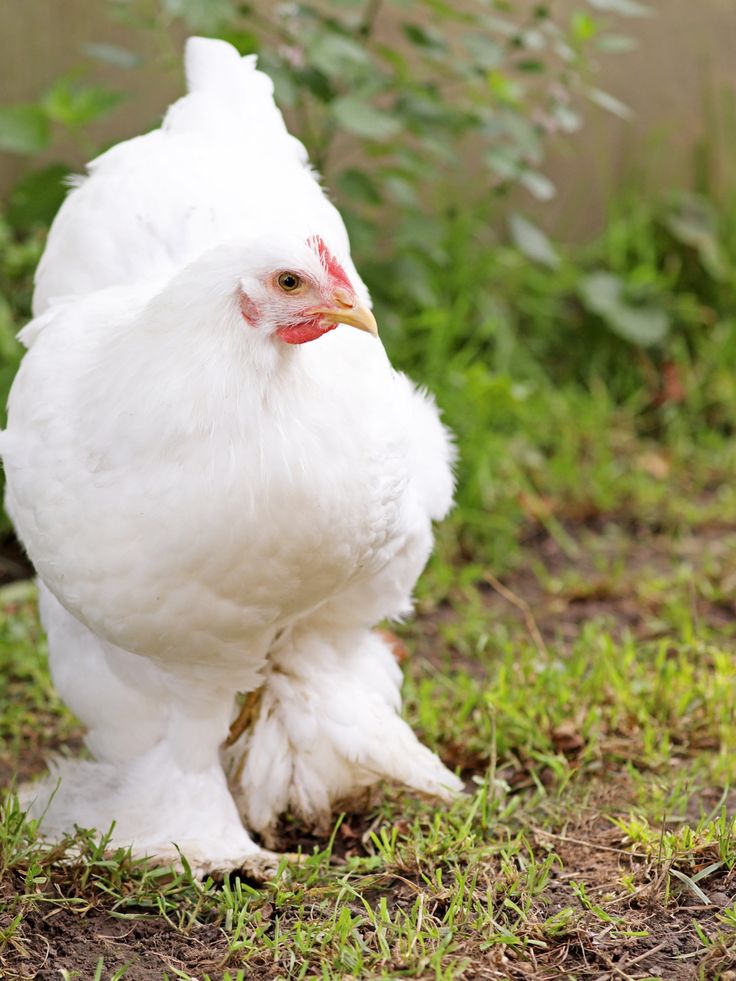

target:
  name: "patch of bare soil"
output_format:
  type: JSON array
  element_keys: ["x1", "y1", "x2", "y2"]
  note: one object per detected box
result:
[
  {"x1": 481, "y1": 520, "x2": 736, "y2": 650},
  {"x1": 523, "y1": 830, "x2": 721, "y2": 981},
  {"x1": 0, "y1": 727, "x2": 85, "y2": 791},
  {"x1": 1, "y1": 879, "x2": 230, "y2": 980}
]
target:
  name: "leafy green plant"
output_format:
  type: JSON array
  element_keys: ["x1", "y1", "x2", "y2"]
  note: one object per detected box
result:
[
  {"x1": 2, "y1": 1, "x2": 642, "y2": 233},
  {"x1": 0, "y1": 63, "x2": 128, "y2": 232},
  {"x1": 121, "y1": 0, "x2": 644, "y2": 250},
  {"x1": 0, "y1": 74, "x2": 123, "y2": 159}
]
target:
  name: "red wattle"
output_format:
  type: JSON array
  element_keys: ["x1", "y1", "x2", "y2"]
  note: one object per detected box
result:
[{"x1": 276, "y1": 319, "x2": 337, "y2": 345}]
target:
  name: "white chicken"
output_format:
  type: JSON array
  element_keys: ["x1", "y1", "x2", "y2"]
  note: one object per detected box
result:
[{"x1": 4, "y1": 37, "x2": 462, "y2": 876}]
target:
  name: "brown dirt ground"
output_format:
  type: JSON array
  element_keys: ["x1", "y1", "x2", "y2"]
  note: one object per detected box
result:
[
  {"x1": 1, "y1": 882, "x2": 228, "y2": 980},
  {"x1": 479, "y1": 519, "x2": 736, "y2": 647}
]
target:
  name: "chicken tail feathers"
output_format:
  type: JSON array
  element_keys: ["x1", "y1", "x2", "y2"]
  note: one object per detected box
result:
[
  {"x1": 225, "y1": 626, "x2": 463, "y2": 839},
  {"x1": 179, "y1": 37, "x2": 304, "y2": 158},
  {"x1": 185, "y1": 37, "x2": 254, "y2": 99}
]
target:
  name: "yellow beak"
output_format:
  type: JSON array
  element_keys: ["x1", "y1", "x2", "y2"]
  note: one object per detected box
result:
[{"x1": 311, "y1": 289, "x2": 378, "y2": 337}]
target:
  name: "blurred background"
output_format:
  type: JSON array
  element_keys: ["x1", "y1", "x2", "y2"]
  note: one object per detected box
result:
[
  {"x1": 6, "y1": 8, "x2": 736, "y2": 975},
  {"x1": 1, "y1": 0, "x2": 736, "y2": 572},
  {"x1": 3, "y1": 1, "x2": 736, "y2": 233}
]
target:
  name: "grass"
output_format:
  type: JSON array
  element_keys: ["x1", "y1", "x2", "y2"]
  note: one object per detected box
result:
[{"x1": 3, "y1": 188, "x2": 736, "y2": 977}]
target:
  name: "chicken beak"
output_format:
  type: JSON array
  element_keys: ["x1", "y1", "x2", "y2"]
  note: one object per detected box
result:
[{"x1": 312, "y1": 290, "x2": 379, "y2": 337}]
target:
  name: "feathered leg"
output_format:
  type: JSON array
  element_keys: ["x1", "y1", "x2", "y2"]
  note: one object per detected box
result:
[
  {"x1": 38, "y1": 581, "x2": 166, "y2": 763},
  {"x1": 225, "y1": 623, "x2": 462, "y2": 839},
  {"x1": 24, "y1": 584, "x2": 276, "y2": 877}
]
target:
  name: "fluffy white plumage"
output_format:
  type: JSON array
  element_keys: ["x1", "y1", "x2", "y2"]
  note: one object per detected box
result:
[{"x1": 4, "y1": 37, "x2": 462, "y2": 875}]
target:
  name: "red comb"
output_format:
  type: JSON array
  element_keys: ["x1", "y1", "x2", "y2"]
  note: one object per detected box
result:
[{"x1": 308, "y1": 236, "x2": 353, "y2": 292}]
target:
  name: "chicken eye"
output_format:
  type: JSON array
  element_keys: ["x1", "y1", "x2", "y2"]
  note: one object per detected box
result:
[{"x1": 277, "y1": 272, "x2": 302, "y2": 292}]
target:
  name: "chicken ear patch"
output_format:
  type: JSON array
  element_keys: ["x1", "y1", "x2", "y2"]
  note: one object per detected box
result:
[
  {"x1": 239, "y1": 290, "x2": 260, "y2": 324},
  {"x1": 308, "y1": 236, "x2": 352, "y2": 292}
]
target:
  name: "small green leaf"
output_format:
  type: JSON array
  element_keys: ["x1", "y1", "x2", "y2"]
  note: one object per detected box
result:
[
  {"x1": 162, "y1": 0, "x2": 237, "y2": 30},
  {"x1": 383, "y1": 175, "x2": 418, "y2": 207},
  {"x1": 508, "y1": 214, "x2": 560, "y2": 268},
  {"x1": 331, "y1": 97, "x2": 401, "y2": 140},
  {"x1": 586, "y1": 86, "x2": 632, "y2": 119},
  {"x1": 42, "y1": 79, "x2": 123, "y2": 128},
  {"x1": 481, "y1": 15, "x2": 519, "y2": 38},
  {"x1": 571, "y1": 11, "x2": 598, "y2": 42},
  {"x1": 390, "y1": 255, "x2": 440, "y2": 307},
  {"x1": 256, "y1": 55, "x2": 297, "y2": 107},
  {"x1": 490, "y1": 114, "x2": 542, "y2": 161},
  {"x1": 518, "y1": 27, "x2": 547, "y2": 51},
  {"x1": 416, "y1": 0, "x2": 469, "y2": 20},
  {"x1": 462, "y1": 34, "x2": 503, "y2": 70},
  {"x1": 488, "y1": 72, "x2": 524, "y2": 107},
  {"x1": 519, "y1": 170, "x2": 555, "y2": 201},
  {"x1": 579, "y1": 272, "x2": 669, "y2": 346},
  {"x1": 297, "y1": 66, "x2": 332, "y2": 103},
  {"x1": 337, "y1": 168, "x2": 382, "y2": 205},
  {"x1": 606, "y1": 305, "x2": 669, "y2": 346},
  {"x1": 552, "y1": 104, "x2": 582, "y2": 133},
  {"x1": 664, "y1": 194, "x2": 727, "y2": 280},
  {"x1": 403, "y1": 23, "x2": 448, "y2": 52},
  {"x1": 581, "y1": 272, "x2": 621, "y2": 310},
  {"x1": 516, "y1": 59, "x2": 545, "y2": 73},
  {"x1": 308, "y1": 34, "x2": 372, "y2": 77},
  {"x1": 669, "y1": 868, "x2": 711, "y2": 905},
  {"x1": 595, "y1": 34, "x2": 638, "y2": 53},
  {"x1": 416, "y1": 132, "x2": 456, "y2": 164},
  {"x1": 217, "y1": 28, "x2": 260, "y2": 56},
  {"x1": 485, "y1": 146, "x2": 521, "y2": 181},
  {"x1": 6, "y1": 164, "x2": 71, "y2": 230},
  {"x1": 587, "y1": 0, "x2": 651, "y2": 16},
  {"x1": 0, "y1": 105, "x2": 50, "y2": 155},
  {"x1": 81, "y1": 42, "x2": 141, "y2": 68},
  {"x1": 692, "y1": 861, "x2": 724, "y2": 884}
]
